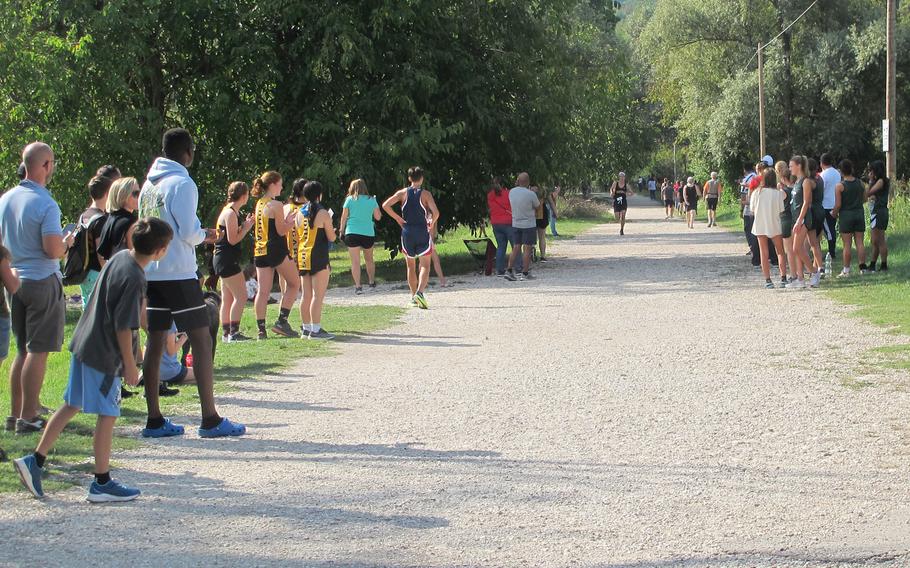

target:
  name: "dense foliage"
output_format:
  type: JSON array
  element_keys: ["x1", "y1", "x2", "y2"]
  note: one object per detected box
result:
[
  {"x1": 0, "y1": 0, "x2": 649, "y2": 244},
  {"x1": 621, "y1": 0, "x2": 910, "y2": 184}
]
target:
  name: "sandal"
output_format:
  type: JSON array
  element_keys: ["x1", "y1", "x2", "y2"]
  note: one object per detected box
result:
[
  {"x1": 198, "y1": 417, "x2": 246, "y2": 439},
  {"x1": 141, "y1": 418, "x2": 186, "y2": 438}
]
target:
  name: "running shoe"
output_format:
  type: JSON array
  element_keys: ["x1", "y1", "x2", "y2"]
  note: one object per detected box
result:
[
  {"x1": 300, "y1": 326, "x2": 310, "y2": 338},
  {"x1": 227, "y1": 332, "x2": 252, "y2": 342},
  {"x1": 5, "y1": 416, "x2": 15, "y2": 432},
  {"x1": 523, "y1": 272, "x2": 536, "y2": 280},
  {"x1": 368, "y1": 282, "x2": 377, "y2": 290},
  {"x1": 503, "y1": 271, "x2": 517, "y2": 282},
  {"x1": 620, "y1": 229, "x2": 624, "y2": 236},
  {"x1": 837, "y1": 268, "x2": 851, "y2": 278},
  {"x1": 409, "y1": 297, "x2": 419, "y2": 307},
  {"x1": 765, "y1": 280, "x2": 775, "y2": 289},
  {"x1": 87, "y1": 479, "x2": 140, "y2": 503},
  {"x1": 258, "y1": 330, "x2": 268, "y2": 340},
  {"x1": 786, "y1": 279, "x2": 806, "y2": 290},
  {"x1": 414, "y1": 292, "x2": 429, "y2": 310},
  {"x1": 158, "y1": 383, "x2": 179, "y2": 397},
  {"x1": 271, "y1": 320, "x2": 300, "y2": 338},
  {"x1": 309, "y1": 329, "x2": 335, "y2": 340},
  {"x1": 15, "y1": 416, "x2": 46, "y2": 435},
  {"x1": 13, "y1": 454, "x2": 43, "y2": 498},
  {"x1": 539, "y1": 257, "x2": 549, "y2": 263},
  {"x1": 198, "y1": 417, "x2": 246, "y2": 438},
  {"x1": 355, "y1": 287, "x2": 363, "y2": 295},
  {"x1": 809, "y1": 272, "x2": 821, "y2": 288},
  {"x1": 517, "y1": 272, "x2": 526, "y2": 281}
]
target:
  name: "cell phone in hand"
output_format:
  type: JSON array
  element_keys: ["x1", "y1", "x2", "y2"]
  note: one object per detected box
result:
[{"x1": 62, "y1": 223, "x2": 76, "y2": 236}]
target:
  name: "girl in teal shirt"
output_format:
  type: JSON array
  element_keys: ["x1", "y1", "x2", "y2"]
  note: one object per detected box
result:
[{"x1": 339, "y1": 179, "x2": 380, "y2": 294}]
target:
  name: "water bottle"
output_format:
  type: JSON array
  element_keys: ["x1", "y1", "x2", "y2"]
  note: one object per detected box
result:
[{"x1": 824, "y1": 253, "x2": 832, "y2": 276}]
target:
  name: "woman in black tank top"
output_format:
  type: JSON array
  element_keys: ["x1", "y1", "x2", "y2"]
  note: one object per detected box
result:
[
  {"x1": 611, "y1": 172, "x2": 631, "y2": 235},
  {"x1": 213, "y1": 181, "x2": 254, "y2": 341}
]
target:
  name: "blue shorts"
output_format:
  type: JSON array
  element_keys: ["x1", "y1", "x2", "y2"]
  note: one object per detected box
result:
[
  {"x1": 401, "y1": 225, "x2": 432, "y2": 258},
  {"x1": 0, "y1": 315, "x2": 10, "y2": 360},
  {"x1": 64, "y1": 356, "x2": 121, "y2": 417}
]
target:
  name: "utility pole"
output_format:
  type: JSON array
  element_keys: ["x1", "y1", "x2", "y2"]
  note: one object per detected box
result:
[
  {"x1": 885, "y1": 0, "x2": 897, "y2": 180},
  {"x1": 758, "y1": 42, "x2": 766, "y2": 158}
]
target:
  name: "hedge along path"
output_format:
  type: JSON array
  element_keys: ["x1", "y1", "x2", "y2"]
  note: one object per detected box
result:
[{"x1": 2, "y1": 195, "x2": 909, "y2": 567}]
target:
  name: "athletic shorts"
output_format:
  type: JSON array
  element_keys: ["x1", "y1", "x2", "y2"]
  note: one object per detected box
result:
[
  {"x1": 706, "y1": 197, "x2": 719, "y2": 211},
  {"x1": 344, "y1": 233, "x2": 375, "y2": 249},
  {"x1": 64, "y1": 356, "x2": 121, "y2": 417},
  {"x1": 10, "y1": 274, "x2": 65, "y2": 354},
  {"x1": 686, "y1": 202, "x2": 698, "y2": 212},
  {"x1": 812, "y1": 207, "x2": 826, "y2": 236},
  {"x1": 839, "y1": 210, "x2": 865, "y2": 234},
  {"x1": 535, "y1": 217, "x2": 548, "y2": 229},
  {"x1": 513, "y1": 227, "x2": 537, "y2": 246},
  {"x1": 780, "y1": 213, "x2": 794, "y2": 239},
  {"x1": 146, "y1": 279, "x2": 210, "y2": 332},
  {"x1": 871, "y1": 210, "x2": 889, "y2": 231},
  {"x1": 664, "y1": 199, "x2": 674, "y2": 206},
  {"x1": 401, "y1": 225, "x2": 432, "y2": 258},
  {"x1": 212, "y1": 253, "x2": 242, "y2": 279},
  {"x1": 254, "y1": 249, "x2": 288, "y2": 269}
]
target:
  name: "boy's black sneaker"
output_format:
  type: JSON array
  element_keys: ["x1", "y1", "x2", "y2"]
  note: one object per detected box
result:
[
  {"x1": 503, "y1": 271, "x2": 517, "y2": 282},
  {"x1": 121, "y1": 386, "x2": 134, "y2": 399},
  {"x1": 15, "y1": 416, "x2": 47, "y2": 435},
  {"x1": 271, "y1": 320, "x2": 300, "y2": 338},
  {"x1": 158, "y1": 384, "x2": 179, "y2": 397}
]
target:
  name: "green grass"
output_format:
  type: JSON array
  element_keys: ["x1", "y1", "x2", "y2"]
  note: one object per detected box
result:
[{"x1": 0, "y1": 303, "x2": 403, "y2": 493}]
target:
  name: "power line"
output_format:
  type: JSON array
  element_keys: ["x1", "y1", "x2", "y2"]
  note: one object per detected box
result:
[{"x1": 743, "y1": 0, "x2": 819, "y2": 70}]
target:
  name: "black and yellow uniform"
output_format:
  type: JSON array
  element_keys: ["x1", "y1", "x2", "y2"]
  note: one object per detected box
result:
[
  {"x1": 213, "y1": 206, "x2": 242, "y2": 277},
  {"x1": 253, "y1": 196, "x2": 289, "y2": 268},
  {"x1": 297, "y1": 204, "x2": 330, "y2": 275},
  {"x1": 838, "y1": 179, "x2": 866, "y2": 234},
  {"x1": 870, "y1": 178, "x2": 890, "y2": 231},
  {"x1": 285, "y1": 201, "x2": 305, "y2": 260}
]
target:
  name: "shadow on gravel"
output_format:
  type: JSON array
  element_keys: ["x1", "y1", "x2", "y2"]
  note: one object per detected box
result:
[
  {"x1": 339, "y1": 333, "x2": 481, "y2": 349},
  {"x1": 215, "y1": 396, "x2": 352, "y2": 413},
  {"x1": 591, "y1": 549, "x2": 909, "y2": 567}
]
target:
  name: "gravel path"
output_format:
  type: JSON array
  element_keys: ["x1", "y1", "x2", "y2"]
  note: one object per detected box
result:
[{"x1": 2, "y1": 195, "x2": 909, "y2": 567}]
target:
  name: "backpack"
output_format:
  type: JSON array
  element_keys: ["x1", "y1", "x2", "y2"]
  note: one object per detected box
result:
[{"x1": 61, "y1": 213, "x2": 106, "y2": 286}]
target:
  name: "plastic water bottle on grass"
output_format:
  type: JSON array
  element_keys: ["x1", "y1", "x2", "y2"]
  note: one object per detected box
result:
[{"x1": 824, "y1": 253, "x2": 832, "y2": 277}]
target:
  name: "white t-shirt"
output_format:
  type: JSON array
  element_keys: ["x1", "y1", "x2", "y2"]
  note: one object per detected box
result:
[
  {"x1": 648, "y1": 180, "x2": 657, "y2": 191},
  {"x1": 750, "y1": 187, "x2": 785, "y2": 237},
  {"x1": 820, "y1": 166, "x2": 841, "y2": 210}
]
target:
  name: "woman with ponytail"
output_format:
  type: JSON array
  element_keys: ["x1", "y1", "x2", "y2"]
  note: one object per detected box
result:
[
  {"x1": 786, "y1": 156, "x2": 818, "y2": 289},
  {"x1": 866, "y1": 160, "x2": 890, "y2": 272},
  {"x1": 295, "y1": 181, "x2": 336, "y2": 339},
  {"x1": 213, "y1": 182, "x2": 254, "y2": 341},
  {"x1": 251, "y1": 171, "x2": 300, "y2": 339}
]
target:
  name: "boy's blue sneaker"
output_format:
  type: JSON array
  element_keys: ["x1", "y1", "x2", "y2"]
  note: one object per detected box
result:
[
  {"x1": 198, "y1": 417, "x2": 246, "y2": 438},
  {"x1": 13, "y1": 454, "x2": 44, "y2": 498},
  {"x1": 87, "y1": 479, "x2": 140, "y2": 503},
  {"x1": 141, "y1": 418, "x2": 185, "y2": 438}
]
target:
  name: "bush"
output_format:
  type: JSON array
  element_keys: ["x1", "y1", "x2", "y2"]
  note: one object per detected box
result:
[{"x1": 557, "y1": 195, "x2": 611, "y2": 219}]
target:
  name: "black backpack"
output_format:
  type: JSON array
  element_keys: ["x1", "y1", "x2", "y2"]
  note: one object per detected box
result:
[{"x1": 61, "y1": 213, "x2": 106, "y2": 286}]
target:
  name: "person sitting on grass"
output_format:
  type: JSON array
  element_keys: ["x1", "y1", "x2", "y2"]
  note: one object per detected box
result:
[
  {"x1": 161, "y1": 323, "x2": 194, "y2": 385},
  {"x1": 14, "y1": 217, "x2": 173, "y2": 502}
]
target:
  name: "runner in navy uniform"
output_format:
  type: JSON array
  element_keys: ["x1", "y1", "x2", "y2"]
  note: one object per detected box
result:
[{"x1": 382, "y1": 167, "x2": 439, "y2": 309}]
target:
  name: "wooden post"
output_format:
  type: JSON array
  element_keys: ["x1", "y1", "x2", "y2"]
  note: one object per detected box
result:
[
  {"x1": 886, "y1": 0, "x2": 897, "y2": 180},
  {"x1": 758, "y1": 42, "x2": 766, "y2": 158}
]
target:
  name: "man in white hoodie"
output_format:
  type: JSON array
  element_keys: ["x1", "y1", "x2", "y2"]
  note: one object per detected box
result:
[{"x1": 138, "y1": 128, "x2": 245, "y2": 439}]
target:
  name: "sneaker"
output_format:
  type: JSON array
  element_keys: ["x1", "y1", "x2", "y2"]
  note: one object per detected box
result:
[
  {"x1": 5, "y1": 416, "x2": 15, "y2": 432},
  {"x1": 368, "y1": 282, "x2": 377, "y2": 290},
  {"x1": 226, "y1": 332, "x2": 252, "y2": 342},
  {"x1": 271, "y1": 320, "x2": 299, "y2": 338},
  {"x1": 414, "y1": 292, "x2": 429, "y2": 310},
  {"x1": 15, "y1": 416, "x2": 46, "y2": 435},
  {"x1": 158, "y1": 383, "x2": 179, "y2": 397},
  {"x1": 765, "y1": 280, "x2": 775, "y2": 289},
  {"x1": 503, "y1": 271, "x2": 517, "y2": 282},
  {"x1": 539, "y1": 257, "x2": 548, "y2": 263},
  {"x1": 786, "y1": 279, "x2": 806, "y2": 289},
  {"x1": 517, "y1": 272, "x2": 526, "y2": 281},
  {"x1": 355, "y1": 287, "x2": 363, "y2": 295},
  {"x1": 523, "y1": 272, "x2": 536, "y2": 280},
  {"x1": 837, "y1": 268, "x2": 851, "y2": 278},
  {"x1": 13, "y1": 454, "x2": 43, "y2": 498},
  {"x1": 300, "y1": 326, "x2": 310, "y2": 338},
  {"x1": 409, "y1": 297, "x2": 419, "y2": 307},
  {"x1": 309, "y1": 329, "x2": 335, "y2": 340},
  {"x1": 87, "y1": 479, "x2": 140, "y2": 503},
  {"x1": 809, "y1": 272, "x2": 821, "y2": 288},
  {"x1": 141, "y1": 418, "x2": 185, "y2": 438},
  {"x1": 198, "y1": 417, "x2": 246, "y2": 438},
  {"x1": 620, "y1": 229, "x2": 624, "y2": 236}
]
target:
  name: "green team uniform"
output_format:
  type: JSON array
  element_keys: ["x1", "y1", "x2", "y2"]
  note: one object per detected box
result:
[
  {"x1": 792, "y1": 177, "x2": 814, "y2": 230},
  {"x1": 780, "y1": 185, "x2": 794, "y2": 238},
  {"x1": 837, "y1": 179, "x2": 865, "y2": 234},
  {"x1": 870, "y1": 179, "x2": 890, "y2": 231}
]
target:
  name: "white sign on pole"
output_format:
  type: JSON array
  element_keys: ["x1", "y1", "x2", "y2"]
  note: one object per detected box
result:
[{"x1": 883, "y1": 119, "x2": 890, "y2": 152}]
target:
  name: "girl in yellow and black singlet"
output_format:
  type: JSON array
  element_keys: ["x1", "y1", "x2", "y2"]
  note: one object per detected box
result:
[
  {"x1": 296, "y1": 180, "x2": 336, "y2": 340},
  {"x1": 284, "y1": 179, "x2": 308, "y2": 260},
  {"x1": 251, "y1": 171, "x2": 300, "y2": 339}
]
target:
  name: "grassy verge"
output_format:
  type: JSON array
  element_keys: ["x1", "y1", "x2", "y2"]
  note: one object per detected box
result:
[{"x1": 0, "y1": 303, "x2": 404, "y2": 494}]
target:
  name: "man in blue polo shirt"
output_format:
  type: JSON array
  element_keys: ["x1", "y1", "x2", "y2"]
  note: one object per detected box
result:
[{"x1": 0, "y1": 142, "x2": 68, "y2": 434}]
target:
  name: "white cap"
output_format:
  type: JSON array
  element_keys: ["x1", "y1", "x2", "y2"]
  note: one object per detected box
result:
[
  {"x1": 761, "y1": 155, "x2": 774, "y2": 167},
  {"x1": 619, "y1": 172, "x2": 626, "y2": 177}
]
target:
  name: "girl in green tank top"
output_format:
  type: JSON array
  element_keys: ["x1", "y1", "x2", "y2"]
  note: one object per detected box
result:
[
  {"x1": 866, "y1": 160, "x2": 890, "y2": 271},
  {"x1": 831, "y1": 159, "x2": 867, "y2": 277}
]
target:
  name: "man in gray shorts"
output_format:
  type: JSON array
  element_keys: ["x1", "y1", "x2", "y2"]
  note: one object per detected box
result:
[
  {"x1": 504, "y1": 172, "x2": 540, "y2": 281},
  {"x1": 0, "y1": 143, "x2": 69, "y2": 434}
]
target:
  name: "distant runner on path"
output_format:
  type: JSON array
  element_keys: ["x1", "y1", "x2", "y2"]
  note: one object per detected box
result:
[
  {"x1": 703, "y1": 172, "x2": 722, "y2": 227},
  {"x1": 610, "y1": 172, "x2": 631, "y2": 236},
  {"x1": 382, "y1": 167, "x2": 439, "y2": 309}
]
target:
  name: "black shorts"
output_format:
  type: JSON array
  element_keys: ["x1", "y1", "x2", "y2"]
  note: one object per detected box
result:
[
  {"x1": 664, "y1": 199, "x2": 674, "y2": 206},
  {"x1": 706, "y1": 197, "x2": 718, "y2": 211},
  {"x1": 344, "y1": 233, "x2": 375, "y2": 249},
  {"x1": 147, "y1": 279, "x2": 210, "y2": 332},
  {"x1": 686, "y1": 202, "x2": 698, "y2": 212},
  {"x1": 300, "y1": 262, "x2": 330, "y2": 277},
  {"x1": 535, "y1": 217, "x2": 548, "y2": 229},
  {"x1": 254, "y1": 249, "x2": 288, "y2": 269},
  {"x1": 212, "y1": 252, "x2": 241, "y2": 278}
]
